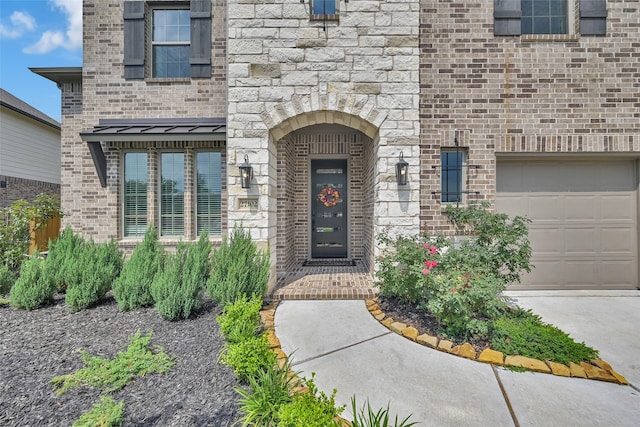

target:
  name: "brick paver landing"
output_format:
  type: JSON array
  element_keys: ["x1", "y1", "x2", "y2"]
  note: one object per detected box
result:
[{"x1": 272, "y1": 262, "x2": 377, "y2": 300}]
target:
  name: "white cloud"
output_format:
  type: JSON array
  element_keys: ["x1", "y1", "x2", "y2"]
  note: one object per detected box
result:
[
  {"x1": 0, "y1": 11, "x2": 37, "y2": 39},
  {"x1": 24, "y1": 0, "x2": 82, "y2": 54}
]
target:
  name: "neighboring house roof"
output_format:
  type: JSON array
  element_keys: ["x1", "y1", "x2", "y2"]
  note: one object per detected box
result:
[{"x1": 0, "y1": 88, "x2": 60, "y2": 130}]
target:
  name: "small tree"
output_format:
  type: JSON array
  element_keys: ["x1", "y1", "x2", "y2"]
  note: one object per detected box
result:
[
  {"x1": 0, "y1": 194, "x2": 61, "y2": 272},
  {"x1": 0, "y1": 264, "x2": 15, "y2": 296},
  {"x1": 113, "y1": 226, "x2": 164, "y2": 311},
  {"x1": 10, "y1": 251, "x2": 56, "y2": 310},
  {"x1": 207, "y1": 227, "x2": 270, "y2": 307},
  {"x1": 65, "y1": 240, "x2": 123, "y2": 312},
  {"x1": 44, "y1": 227, "x2": 84, "y2": 292},
  {"x1": 151, "y1": 237, "x2": 209, "y2": 321}
]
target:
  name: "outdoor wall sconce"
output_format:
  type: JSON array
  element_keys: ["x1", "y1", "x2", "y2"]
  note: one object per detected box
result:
[
  {"x1": 239, "y1": 155, "x2": 253, "y2": 189},
  {"x1": 396, "y1": 152, "x2": 409, "y2": 186}
]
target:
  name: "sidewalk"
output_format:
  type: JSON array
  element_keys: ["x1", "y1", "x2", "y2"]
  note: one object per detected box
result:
[{"x1": 274, "y1": 298, "x2": 640, "y2": 426}]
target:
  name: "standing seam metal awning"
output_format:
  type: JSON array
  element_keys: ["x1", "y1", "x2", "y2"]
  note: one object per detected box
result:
[{"x1": 80, "y1": 118, "x2": 226, "y2": 187}]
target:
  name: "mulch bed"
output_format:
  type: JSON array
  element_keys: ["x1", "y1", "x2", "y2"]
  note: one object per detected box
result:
[
  {"x1": 376, "y1": 295, "x2": 493, "y2": 351},
  {"x1": 0, "y1": 293, "x2": 240, "y2": 427}
]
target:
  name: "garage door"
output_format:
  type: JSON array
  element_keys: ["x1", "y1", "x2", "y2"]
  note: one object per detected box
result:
[{"x1": 496, "y1": 159, "x2": 638, "y2": 290}]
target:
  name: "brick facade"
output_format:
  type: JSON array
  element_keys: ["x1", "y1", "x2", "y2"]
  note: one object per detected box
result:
[
  {"x1": 47, "y1": 0, "x2": 640, "y2": 290},
  {"x1": 0, "y1": 176, "x2": 60, "y2": 209},
  {"x1": 419, "y1": 0, "x2": 640, "y2": 231}
]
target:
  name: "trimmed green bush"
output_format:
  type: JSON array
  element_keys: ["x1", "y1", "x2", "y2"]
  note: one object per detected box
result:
[
  {"x1": 151, "y1": 237, "x2": 208, "y2": 321},
  {"x1": 113, "y1": 226, "x2": 164, "y2": 311},
  {"x1": 219, "y1": 333, "x2": 276, "y2": 383},
  {"x1": 0, "y1": 264, "x2": 15, "y2": 296},
  {"x1": 10, "y1": 252, "x2": 55, "y2": 310},
  {"x1": 44, "y1": 227, "x2": 85, "y2": 292},
  {"x1": 65, "y1": 240, "x2": 123, "y2": 312},
  {"x1": 216, "y1": 294, "x2": 262, "y2": 343},
  {"x1": 207, "y1": 227, "x2": 270, "y2": 307},
  {"x1": 277, "y1": 374, "x2": 343, "y2": 427}
]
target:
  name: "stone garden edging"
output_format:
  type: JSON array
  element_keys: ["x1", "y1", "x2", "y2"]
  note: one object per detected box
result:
[{"x1": 364, "y1": 298, "x2": 629, "y2": 385}]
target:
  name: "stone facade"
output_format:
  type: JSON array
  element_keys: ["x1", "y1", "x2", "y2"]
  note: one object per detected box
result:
[
  {"x1": 46, "y1": 0, "x2": 640, "y2": 290},
  {"x1": 227, "y1": 0, "x2": 422, "y2": 280}
]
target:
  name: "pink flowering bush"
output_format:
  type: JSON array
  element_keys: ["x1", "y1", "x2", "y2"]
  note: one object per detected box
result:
[{"x1": 376, "y1": 204, "x2": 533, "y2": 339}]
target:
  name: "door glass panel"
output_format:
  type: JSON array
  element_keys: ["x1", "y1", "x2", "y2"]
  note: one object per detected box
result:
[{"x1": 311, "y1": 159, "x2": 348, "y2": 258}]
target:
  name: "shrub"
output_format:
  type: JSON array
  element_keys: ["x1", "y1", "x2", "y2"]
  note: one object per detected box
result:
[
  {"x1": 113, "y1": 226, "x2": 163, "y2": 311},
  {"x1": 44, "y1": 227, "x2": 85, "y2": 292},
  {"x1": 71, "y1": 396, "x2": 124, "y2": 427},
  {"x1": 376, "y1": 233, "x2": 447, "y2": 305},
  {"x1": 491, "y1": 309, "x2": 599, "y2": 365},
  {"x1": 376, "y1": 204, "x2": 533, "y2": 339},
  {"x1": 235, "y1": 358, "x2": 298, "y2": 427},
  {"x1": 9, "y1": 252, "x2": 55, "y2": 310},
  {"x1": 207, "y1": 227, "x2": 270, "y2": 307},
  {"x1": 51, "y1": 331, "x2": 174, "y2": 395},
  {"x1": 65, "y1": 240, "x2": 123, "y2": 312},
  {"x1": 151, "y1": 241, "x2": 206, "y2": 321},
  {"x1": 444, "y1": 202, "x2": 532, "y2": 284},
  {"x1": 277, "y1": 373, "x2": 344, "y2": 427},
  {"x1": 0, "y1": 264, "x2": 15, "y2": 295},
  {"x1": 219, "y1": 333, "x2": 276, "y2": 383},
  {"x1": 0, "y1": 194, "x2": 61, "y2": 272},
  {"x1": 216, "y1": 294, "x2": 262, "y2": 343},
  {"x1": 349, "y1": 396, "x2": 417, "y2": 427},
  {"x1": 423, "y1": 268, "x2": 506, "y2": 339}
]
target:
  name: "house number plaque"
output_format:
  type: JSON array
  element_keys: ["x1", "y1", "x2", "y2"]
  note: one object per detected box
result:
[{"x1": 238, "y1": 198, "x2": 258, "y2": 210}]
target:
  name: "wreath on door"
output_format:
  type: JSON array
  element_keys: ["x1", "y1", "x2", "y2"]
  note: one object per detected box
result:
[{"x1": 318, "y1": 185, "x2": 341, "y2": 207}]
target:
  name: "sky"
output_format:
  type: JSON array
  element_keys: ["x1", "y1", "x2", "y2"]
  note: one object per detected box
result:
[{"x1": 0, "y1": 0, "x2": 82, "y2": 122}]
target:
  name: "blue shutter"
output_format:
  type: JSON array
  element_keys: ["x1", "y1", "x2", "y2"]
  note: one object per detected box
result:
[
  {"x1": 494, "y1": 0, "x2": 522, "y2": 36},
  {"x1": 581, "y1": 0, "x2": 607, "y2": 35},
  {"x1": 124, "y1": 1, "x2": 145, "y2": 80},
  {"x1": 190, "y1": 0, "x2": 212, "y2": 78}
]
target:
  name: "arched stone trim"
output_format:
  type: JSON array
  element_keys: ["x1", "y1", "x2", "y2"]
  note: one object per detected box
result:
[{"x1": 260, "y1": 91, "x2": 387, "y2": 140}]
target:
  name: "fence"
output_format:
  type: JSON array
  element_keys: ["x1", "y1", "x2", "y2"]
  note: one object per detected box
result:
[{"x1": 29, "y1": 214, "x2": 61, "y2": 254}]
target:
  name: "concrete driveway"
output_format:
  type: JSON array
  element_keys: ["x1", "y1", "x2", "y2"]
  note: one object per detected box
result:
[{"x1": 275, "y1": 294, "x2": 640, "y2": 427}]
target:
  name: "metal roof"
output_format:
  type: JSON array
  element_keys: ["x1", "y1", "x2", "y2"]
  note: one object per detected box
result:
[{"x1": 80, "y1": 118, "x2": 226, "y2": 142}]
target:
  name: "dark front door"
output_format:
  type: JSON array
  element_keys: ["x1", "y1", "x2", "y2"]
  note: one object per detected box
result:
[{"x1": 311, "y1": 159, "x2": 348, "y2": 258}]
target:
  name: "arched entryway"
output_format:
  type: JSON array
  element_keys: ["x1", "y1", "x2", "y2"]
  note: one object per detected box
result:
[{"x1": 270, "y1": 114, "x2": 379, "y2": 299}]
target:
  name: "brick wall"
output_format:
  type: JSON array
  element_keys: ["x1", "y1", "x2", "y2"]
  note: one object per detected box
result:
[
  {"x1": 0, "y1": 175, "x2": 60, "y2": 209},
  {"x1": 60, "y1": 0, "x2": 227, "y2": 241},
  {"x1": 419, "y1": 0, "x2": 640, "y2": 232}
]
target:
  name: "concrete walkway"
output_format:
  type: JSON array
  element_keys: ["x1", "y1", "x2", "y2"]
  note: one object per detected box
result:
[{"x1": 275, "y1": 297, "x2": 640, "y2": 427}]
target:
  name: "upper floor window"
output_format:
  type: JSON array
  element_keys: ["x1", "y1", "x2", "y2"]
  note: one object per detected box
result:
[
  {"x1": 311, "y1": 0, "x2": 339, "y2": 21},
  {"x1": 124, "y1": 0, "x2": 212, "y2": 80},
  {"x1": 494, "y1": 0, "x2": 607, "y2": 36},
  {"x1": 152, "y1": 8, "x2": 191, "y2": 78},
  {"x1": 521, "y1": 0, "x2": 568, "y2": 34}
]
